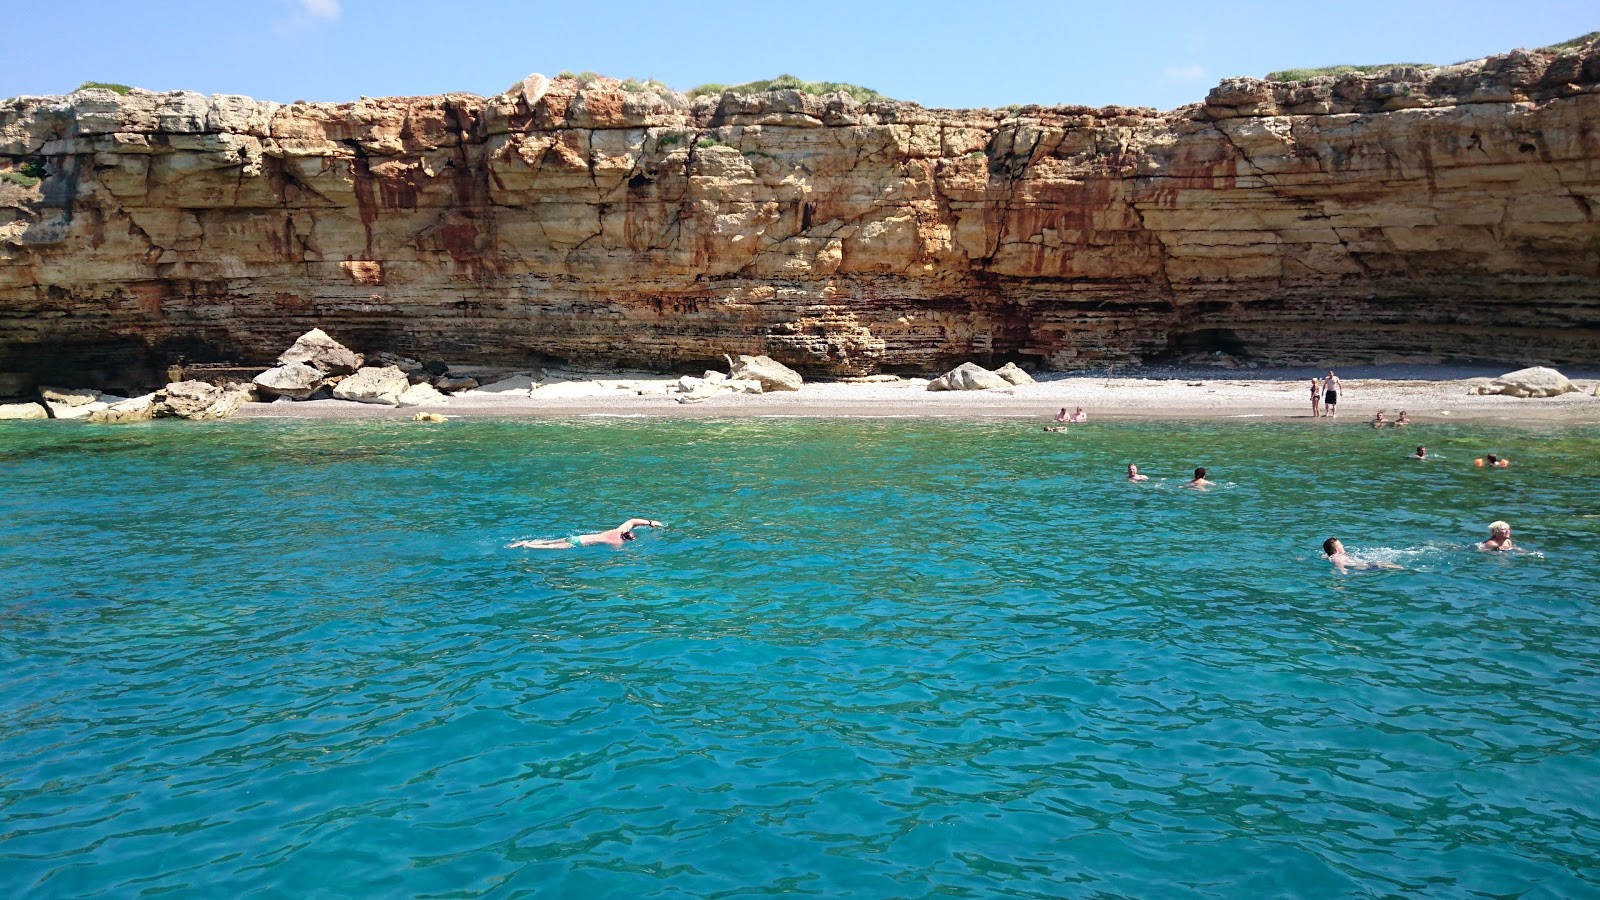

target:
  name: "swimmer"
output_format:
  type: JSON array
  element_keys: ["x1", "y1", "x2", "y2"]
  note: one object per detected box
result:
[
  {"x1": 1409, "y1": 446, "x2": 1427, "y2": 460},
  {"x1": 1043, "y1": 425, "x2": 1068, "y2": 433},
  {"x1": 1070, "y1": 407, "x2": 1088, "y2": 423},
  {"x1": 1478, "y1": 520, "x2": 1514, "y2": 552},
  {"x1": 1476, "y1": 454, "x2": 1511, "y2": 468},
  {"x1": 1187, "y1": 467, "x2": 1215, "y2": 490},
  {"x1": 1126, "y1": 463, "x2": 1149, "y2": 482},
  {"x1": 1054, "y1": 407, "x2": 1069, "y2": 423},
  {"x1": 1323, "y1": 537, "x2": 1402, "y2": 573},
  {"x1": 1395, "y1": 411, "x2": 1410, "y2": 426},
  {"x1": 1372, "y1": 410, "x2": 1388, "y2": 428},
  {"x1": 510, "y1": 518, "x2": 665, "y2": 549}
]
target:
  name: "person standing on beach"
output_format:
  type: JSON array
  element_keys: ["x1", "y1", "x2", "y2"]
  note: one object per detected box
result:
[
  {"x1": 1322, "y1": 371, "x2": 1341, "y2": 417},
  {"x1": 1127, "y1": 464, "x2": 1149, "y2": 482},
  {"x1": 1478, "y1": 521, "x2": 1514, "y2": 551},
  {"x1": 1187, "y1": 467, "x2": 1215, "y2": 490},
  {"x1": 510, "y1": 518, "x2": 665, "y2": 549},
  {"x1": 1309, "y1": 379, "x2": 1321, "y2": 417}
]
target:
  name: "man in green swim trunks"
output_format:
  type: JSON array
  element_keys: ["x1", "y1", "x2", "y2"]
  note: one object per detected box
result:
[{"x1": 510, "y1": 518, "x2": 664, "y2": 549}]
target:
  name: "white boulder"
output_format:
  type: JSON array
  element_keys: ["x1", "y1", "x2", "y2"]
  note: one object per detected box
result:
[
  {"x1": 277, "y1": 328, "x2": 364, "y2": 375},
  {"x1": 398, "y1": 382, "x2": 449, "y2": 407},
  {"x1": 0, "y1": 402, "x2": 48, "y2": 420},
  {"x1": 253, "y1": 362, "x2": 326, "y2": 399},
  {"x1": 927, "y1": 362, "x2": 1011, "y2": 391},
  {"x1": 88, "y1": 394, "x2": 157, "y2": 424},
  {"x1": 1480, "y1": 366, "x2": 1578, "y2": 398},
  {"x1": 995, "y1": 362, "x2": 1035, "y2": 385},
  {"x1": 729, "y1": 355, "x2": 802, "y2": 392},
  {"x1": 332, "y1": 366, "x2": 410, "y2": 406},
  {"x1": 154, "y1": 381, "x2": 249, "y2": 420}
]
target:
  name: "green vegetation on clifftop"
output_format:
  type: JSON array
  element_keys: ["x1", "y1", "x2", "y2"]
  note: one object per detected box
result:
[
  {"x1": 686, "y1": 74, "x2": 888, "y2": 103},
  {"x1": 1265, "y1": 63, "x2": 1430, "y2": 82}
]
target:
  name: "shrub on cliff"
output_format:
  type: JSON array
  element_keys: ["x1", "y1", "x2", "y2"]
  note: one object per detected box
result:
[
  {"x1": 686, "y1": 74, "x2": 888, "y2": 103},
  {"x1": 76, "y1": 81, "x2": 132, "y2": 95},
  {"x1": 1265, "y1": 63, "x2": 1431, "y2": 82}
]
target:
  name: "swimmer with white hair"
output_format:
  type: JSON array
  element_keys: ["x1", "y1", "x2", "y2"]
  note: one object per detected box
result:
[
  {"x1": 1479, "y1": 521, "x2": 1514, "y2": 552},
  {"x1": 1126, "y1": 463, "x2": 1149, "y2": 482}
]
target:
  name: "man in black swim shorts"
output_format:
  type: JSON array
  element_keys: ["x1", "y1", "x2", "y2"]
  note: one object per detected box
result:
[{"x1": 1322, "y1": 370, "x2": 1341, "y2": 417}]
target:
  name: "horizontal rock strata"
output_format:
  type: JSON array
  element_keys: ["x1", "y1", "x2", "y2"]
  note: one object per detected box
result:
[{"x1": 2, "y1": 40, "x2": 1599, "y2": 385}]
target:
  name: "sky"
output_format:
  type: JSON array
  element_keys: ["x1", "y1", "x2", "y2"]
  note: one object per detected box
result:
[{"x1": 5, "y1": 1, "x2": 1595, "y2": 111}]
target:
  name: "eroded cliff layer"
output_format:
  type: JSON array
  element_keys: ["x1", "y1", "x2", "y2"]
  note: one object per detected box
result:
[{"x1": 2, "y1": 40, "x2": 1598, "y2": 385}]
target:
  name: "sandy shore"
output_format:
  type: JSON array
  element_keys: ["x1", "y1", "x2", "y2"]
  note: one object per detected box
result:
[{"x1": 232, "y1": 365, "x2": 1600, "y2": 425}]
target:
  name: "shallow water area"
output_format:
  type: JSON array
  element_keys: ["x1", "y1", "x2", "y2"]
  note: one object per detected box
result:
[{"x1": 3, "y1": 418, "x2": 1599, "y2": 896}]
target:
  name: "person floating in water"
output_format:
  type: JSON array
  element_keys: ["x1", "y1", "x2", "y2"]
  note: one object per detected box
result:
[
  {"x1": 1187, "y1": 467, "x2": 1215, "y2": 489},
  {"x1": 1477, "y1": 454, "x2": 1510, "y2": 468},
  {"x1": 1409, "y1": 446, "x2": 1427, "y2": 460},
  {"x1": 1126, "y1": 463, "x2": 1149, "y2": 482},
  {"x1": 1478, "y1": 520, "x2": 1514, "y2": 552},
  {"x1": 510, "y1": 518, "x2": 665, "y2": 549},
  {"x1": 1323, "y1": 537, "x2": 1402, "y2": 573}
]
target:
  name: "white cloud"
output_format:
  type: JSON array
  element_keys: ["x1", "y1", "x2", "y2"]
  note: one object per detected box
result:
[
  {"x1": 299, "y1": 0, "x2": 341, "y2": 20},
  {"x1": 1162, "y1": 64, "x2": 1207, "y2": 82}
]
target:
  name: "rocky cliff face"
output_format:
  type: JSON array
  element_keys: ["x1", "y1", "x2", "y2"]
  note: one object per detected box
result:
[{"x1": 2, "y1": 40, "x2": 1598, "y2": 386}]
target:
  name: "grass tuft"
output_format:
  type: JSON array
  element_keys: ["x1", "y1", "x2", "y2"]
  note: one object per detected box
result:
[
  {"x1": 76, "y1": 81, "x2": 132, "y2": 95},
  {"x1": 1264, "y1": 63, "x2": 1431, "y2": 82}
]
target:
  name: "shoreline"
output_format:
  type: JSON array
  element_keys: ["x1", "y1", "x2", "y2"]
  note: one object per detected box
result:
[{"x1": 228, "y1": 368, "x2": 1600, "y2": 426}]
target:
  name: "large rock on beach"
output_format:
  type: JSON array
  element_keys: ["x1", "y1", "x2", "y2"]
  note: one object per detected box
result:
[
  {"x1": 995, "y1": 363, "x2": 1035, "y2": 385},
  {"x1": 1480, "y1": 366, "x2": 1578, "y2": 398},
  {"x1": 728, "y1": 355, "x2": 802, "y2": 392},
  {"x1": 277, "y1": 328, "x2": 363, "y2": 375},
  {"x1": 927, "y1": 362, "x2": 1010, "y2": 391},
  {"x1": 39, "y1": 385, "x2": 101, "y2": 407},
  {"x1": 332, "y1": 365, "x2": 410, "y2": 405},
  {"x1": 0, "y1": 401, "x2": 48, "y2": 420},
  {"x1": 154, "y1": 381, "x2": 250, "y2": 420},
  {"x1": 472, "y1": 373, "x2": 541, "y2": 395},
  {"x1": 46, "y1": 399, "x2": 111, "y2": 420},
  {"x1": 434, "y1": 375, "x2": 479, "y2": 393},
  {"x1": 253, "y1": 362, "x2": 326, "y2": 399},
  {"x1": 398, "y1": 382, "x2": 449, "y2": 406},
  {"x1": 88, "y1": 394, "x2": 156, "y2": 424}
]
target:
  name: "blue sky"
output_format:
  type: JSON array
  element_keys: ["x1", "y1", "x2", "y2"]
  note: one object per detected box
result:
[{"x1": 7, "y1": 1, "x2": 1595, "y2": 111}]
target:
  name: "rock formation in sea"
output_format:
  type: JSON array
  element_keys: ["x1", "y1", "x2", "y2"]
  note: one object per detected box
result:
[{"x1": 2, "y1": 38, "x2": 1598, "y2": 387}]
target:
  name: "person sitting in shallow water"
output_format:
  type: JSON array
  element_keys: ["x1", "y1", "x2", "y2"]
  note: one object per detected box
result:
[
  {"x1": 1069, "y1": 407, "x2": 1088, "y2": 423},
  {"x1": 1323, "y1": 537, "x2": 1402, "y2": 573},
  {"x1": 510, "y1": 518, "x2": 664, "y2": 549},
  {"x1": 1126, "y1": 463, "x2": 1149, "y2": 482},
  {"x1": 1186, "y1": 467, "x2": 1215, "y2": 490},
  {"x1": 1478, "y1": 520, "x2": 1514, "y2": 552},
  {"x1": 1372, "y1": 411, "x2": 1388, "y2": 428},
  {"x1": 1395, "y1": 411, "x2": 1410, "y2": 426}
]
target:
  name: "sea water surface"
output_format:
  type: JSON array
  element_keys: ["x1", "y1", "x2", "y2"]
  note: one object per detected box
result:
[{"x1": 2, "y1": 418, "x2": 1599, "y2": 897}]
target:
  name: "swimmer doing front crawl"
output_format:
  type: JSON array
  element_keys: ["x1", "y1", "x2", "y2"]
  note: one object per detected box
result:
[{"x1": 510, "y1": 518, "x2": 665, "y2": 549}]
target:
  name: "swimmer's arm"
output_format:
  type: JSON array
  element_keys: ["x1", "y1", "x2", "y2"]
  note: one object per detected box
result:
[{"x1": 618, "y1": 518, "x2": 663, "y2": 530}]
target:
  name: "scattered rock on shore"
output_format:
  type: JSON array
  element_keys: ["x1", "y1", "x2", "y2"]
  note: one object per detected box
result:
[
  {"x1": 398, "y1": 382, "x2": 449, "y2": 406},
  {"x1": 1477, "y1": 366, "x2": 1578, "y2": 398},
  {"x1": 278, "y1": 328, "x2": 364, "y2": 375},
  {"x1": 928, "y1": 362, "x2": 1010, "y2": 391},
  {"x1": 0, "y1": 401, "x2": 48, "y2": 420},
  {"x1": 253, "y1": 361, "x2": 327, "y2": 400},
  {"x1": 995, "y1": 363, "x2": 1035, "y2": 385},
  {"x1": 155, "y1": 381, "x2": 251, "y2": 420},
  {"x1": 88, "y1": 394, "x2": 157, "y2": 424},
  {"x1": 333, "y1": 366, "x2": 411, "y2": 406},
  {"x1": 729, "y1": 355, "x2": 803, "y2": 392},
  {"x1": 40, "y1": 386, "x2": 102, "y2": 407}
]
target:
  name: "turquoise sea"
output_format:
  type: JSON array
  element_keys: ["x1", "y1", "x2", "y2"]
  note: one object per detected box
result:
[{"x1": 3, "y1": 418, "x2": 1599, "y2": 897}]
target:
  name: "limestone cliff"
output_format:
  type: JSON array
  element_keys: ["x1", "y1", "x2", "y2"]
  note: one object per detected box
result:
[{"x1": 2, "y1": 39, "x2": 1598, "y2": 386}]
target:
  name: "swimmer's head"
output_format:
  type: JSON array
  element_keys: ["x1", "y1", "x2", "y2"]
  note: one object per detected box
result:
[
  {"x1": 621, "y1": 530, "x2": 636, "y2": 541},
  {"x1": 1323, "y1": 537, "x2": 1342, "y2": 557},
  {"x1": 1127, "y1": 464, "x2": 1138, "y2": 475},
  {"x1": 1489, "y1": 520, "x2": 1510, "y2": 537},
  {"x1": 1417, "y1": 447, "x2": 1425, "y2": 455},
  {"x1": 1194, "y1": 467, "x2": 1207, "y2": 479},
  {"x1": 1487, "y1": 454, "x2": 1499, "y2": 464}
]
